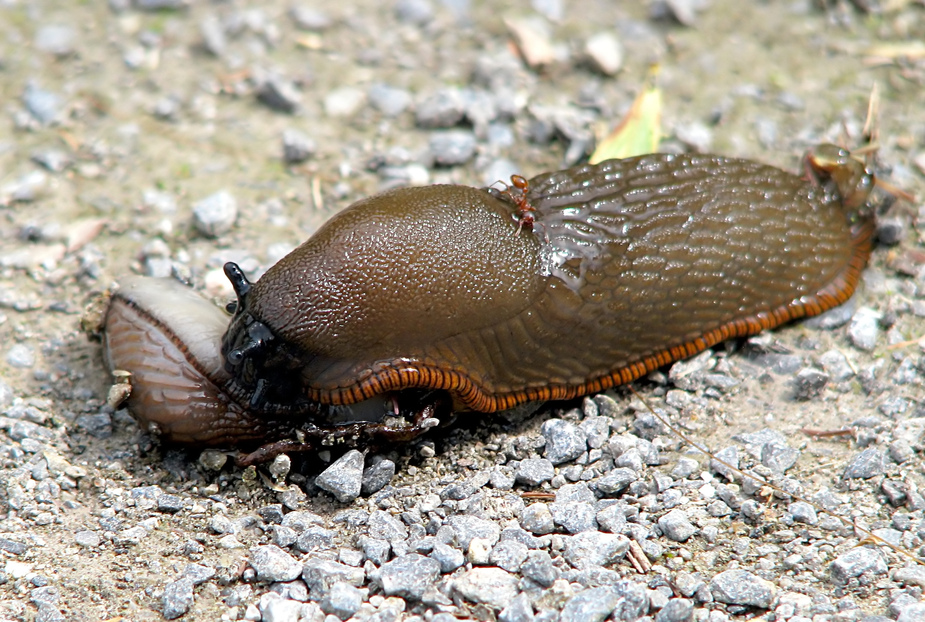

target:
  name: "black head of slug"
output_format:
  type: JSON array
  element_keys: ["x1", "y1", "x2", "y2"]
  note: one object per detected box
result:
[{"x1": 221, "y1": 262, "x2": 304, "y2": 411}]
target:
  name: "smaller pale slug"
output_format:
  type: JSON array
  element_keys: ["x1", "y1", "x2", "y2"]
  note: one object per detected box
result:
[{"x1": 98, "y1": 144, "x2": 877, "y2": 460}]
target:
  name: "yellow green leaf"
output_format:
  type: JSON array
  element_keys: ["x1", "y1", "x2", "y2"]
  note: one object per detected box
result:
[{"x1": 590, "y1": 66, "x2": 662, "y2": 164}]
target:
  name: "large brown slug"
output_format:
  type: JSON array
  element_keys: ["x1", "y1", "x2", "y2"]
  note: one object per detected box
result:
[{"x1": 101, "y1": 144, "x2": 876, "y2": 457}]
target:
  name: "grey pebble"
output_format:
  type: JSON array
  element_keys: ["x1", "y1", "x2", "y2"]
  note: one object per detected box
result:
[
  {"x1": 520, "y1": 503, "x2": 555, "y2": 535},
  {"x1": 415, "y1": 88, "x2": 465, "y2": 128},
  {"x1": 550, "y1": 501, "x2": 597, "y2": 533},
  {"x1": 584, "y1": 31, "x2": 623, "y2": 77},
  {"x1": 560, "y1": 585, "x2": 622, "y2": 622},
  {"x1": 324, "y1": 87, "x2": 366, "y2": 117},
  {"x1": 281, "y1": 128, "x2": 316, "y2": 164},
  {"x1": 290, "y1": 5, "x2": 331, "y2": 31},
  {"x1": 710, "y1": 446, "x2": 738, "y2": 481},
  {"x1": 281, "y1": 510, "x2": 324, "y2": 532},
  {"x1": 302, "y1": 559, "x2": 365, "y2": 598},
  {"x1": 375, "y1": 553, "x2": 440, "y2": 600},
  {"x1": 23, "y1": 83, "x2": 63, "y2": 125},
  {"x1": 793, "y1": 367, "x2": 829, "y2": 400},
  {"x1": 270, "y1": 524, "x2": 297, "y2": 548},
  {"x1": 596, "y1": 503, "x2": 628, "y2": 533},
  {"x1": 31, "y1": 149, "x2": 71, "y2": 173},
  {"x1": 819, "y1": 349, "x2": 854, "y2": 381},
  {"x1": 248, "y1": 544, "x2": 302, "y2": 582},
  {"x1": 199, "y1": 15, "x2": 227, "y2": 57},
  {"x1": 76, "y1": 413, "x2": 112, "y2": 439},
  {"x1": 490, "y1": 465, "x2": 515, "y2": 490},
  {"x1": 593, "y1": 467, "x2": 637, "y2": 496},
  {"x1": 843, "y1": 447, "x2": 885, "y2": 479},
  {"x1": 447, "y1": 514, "x2": 500, "y2": 549},
  {"x1": 710, "y1": 569, "x2": 775, "y2": 608},
  {"x1": 162, "y1": 577, "x2": 194, "y2": 620},
  {"x1": 830, "y1": 547, "x2": 887, "y2": 584},
  {"x1": 395, "y1": 0, "x2": 434, "y2": 24},
  {"x1": 804, "y1": 294, "x2": 857, "y2": 329},
  {"x1": 6, "y1": 344, "x2": 35, "y2": 369},
  {"x1": 787, "y1": 501, "x2": 817, "y2": 525},
  {"x1": 315, "y1": 449, "x2": 364, "y2": 503},
  {"x1": 430, "y1": 542, "x2": 464, "y2": 573},
  {"x1": 295, "y1": 526, "x2": 334, "y2": 553},
  {"x1": 656, "y1": 598, "x2": 694, "y2": 622},
  {"x1": 489, "y1": 539, "x2": 528, "y2": 572},
  {"x1": 848, "y1": 307, "x2": 882, "y2": 351},
  {"x1": 898, "y1": 604, "x2": 925, "y2": 622},
  {"x1": 876, "y1": 217, "x2": 905, "y2": 246},
  {"x1": 35, "y1": 24, "x2": 76, "y2": 57},
  {"x1": 368, "y1": 510, "x2": 408, "y2": 541},
  {"x1": 368, "y1": 83, "x2": 412, "y2": 117},
  {"x1": 499, "y1": 592, "x2": 534, "y2": 622},
  {"x1": 658, "y1": 508, "x2": 696, "y2": 542},
  {"x1": 256, "y1": 73, "x2": 302, "y2": 114},
  {"x1": 761, "y1": 442, "x2": 800, "y2": 474},
  {"x1": 515, "y1": 457, "x2": 555, "y2": 486},
  {"x1": 542, "y1": 418, "x2": 587, "y2": 465},
  {"x1": 192, "y1": 190, "x2": 237, "y2": 238},
  {"x1": 361, "y1": 458, "x2": 395, "y2": 496},
  {"x1": 358, "y1": 536, "x2": 390, "y2": 566},
  {"x1": 429, "y1": 130, "x2": 477, "y2": 166},
  {"x1": 563, "y1": 531, "x2": 629, "y2": 568},
  {"x1": 74, "y1": 530, "x2": 100, "y2": 547},
  {"x1": 320, "y1": 582, "x2": 363, "y2": 620},
  {"x1": 520, "y1": 549, "x2": 557, "y2": 587},
  {"x1": 451, "y1": 566, "x2": 519, "y2": 610}
]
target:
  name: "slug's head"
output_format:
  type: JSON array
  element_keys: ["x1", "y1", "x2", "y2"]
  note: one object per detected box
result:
[
  {"x1": 804, "y1": 144, "x2": 874, "y2": 211},
  {"x1": 221, "y1": 262, "x2": 302, "y2": 411}
]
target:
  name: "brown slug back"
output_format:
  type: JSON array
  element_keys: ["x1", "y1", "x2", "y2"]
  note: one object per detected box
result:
[{"x1": 221, "y1": 145, "x2": 875, "y2": 416}]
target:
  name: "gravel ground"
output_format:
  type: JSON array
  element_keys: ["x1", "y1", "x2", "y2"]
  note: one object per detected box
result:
[{"x1": 1, "y1": 1, "x2": 925, "y2": 621}]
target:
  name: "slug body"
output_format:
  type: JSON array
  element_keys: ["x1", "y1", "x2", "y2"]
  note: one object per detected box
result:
[{"x1": 221, "y1": 145, "x2": 875, "y2": 421}]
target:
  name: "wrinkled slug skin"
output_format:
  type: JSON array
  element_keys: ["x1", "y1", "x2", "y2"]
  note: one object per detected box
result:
[
  {"x1": 103, "y1": 277, "x2": 273, "y2": 445},
  {"x1": 224, "y1": 153, "x2": 874, "y2": 413}
]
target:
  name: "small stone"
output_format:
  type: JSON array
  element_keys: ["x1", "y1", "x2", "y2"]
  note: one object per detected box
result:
[
  {"x1": 847, "y1": 307, "x2": 882, "y2": 351},
  {"x1": 23, "y1": 84, "x2": 62, "y2": 125},
  {"x1": 315, "y1": 450, "x2": 364, "y2": 502},
  {"x1": 563, "y1": 531, "x2": 629, "y2": 569},
  {"x1": 358, "y1": 536, "x2": 390, "y2": 566},
  {"x1": 35, "y1": 24, "x2": 76, "y2": 57},
  {"x1": 74, "y1": 530, "x2": 100, "y2": 547},
  {"x1": 793, "y1": 367, "x2": 829, "y2": 400},
  {"x1": 320, "y1": 582, "x2": 363, "y2": 620},
  {"x1": 281, "y1": 128, "x2": 316, "y2": 164},
  {"x1": 451, "y1": 567, "x2": 519, "y2": 610},
  {"x1": 361, "y1": 457, "x2": 395, "y2": 495},
  {"x1": 295, "y1": 526, "x2": 334, "y2": 553},
  {"x1": 249, "y1": 545, "x2": 302, "y2": 582},
  {"x1": 368, "y1": 510, "x2": 408, "y2": 541},
  {"x1": 415, "y1": 88, "x2": 465, "y2": 128},
  {"x1": 368, "y1": 83, "x2": 412, "y2": 117},
  {"x1": 6, "y1": 344, "x2": 35, "y2": 368},
  {"x1": 448, "y1": 515, "x2": 500, "y2": 550},
  {"x1": 515, "y1": 458, "x2": 555, "y2": 486},
  {"x1": 324, "y1": 87, "x2": 366, "y2": 117},
  {"x1": 520, "y1": 503, "x2": 555, "y2": 535},
  {"x1": 162, "y1": 577, "x2": 194, "y2": 620},
  {"x1": 710, "y1": 570, "x2": 776, "y2": 608},
  {"x1": 430, "y1": 542, "x2": 465, "y2": 573},
  {"x1": 375, "y1": 554, "x2": 440, "y2": 601},
  {"x1": 560, "y1": 585, "x2": 622, "y2": 622},
  {"x1": 198, "y1": 449, "x2": 228, "y2": 471},
  {"x1": 76, "y1": 412, "x2": 112, "y2": 439},
  {"x1": 489, "y1": 540, "x2": 528, "y2": 572},
  {"x1": 157, "y1": 494, "x2": 184, "y2": 514},
  {"x1": 819, "y1": 349, "x2": 854, "y2": 382},
  {"x1": 658, "y1": 509, "x2": 696, "y2": 542},
  {"x1": 829, "y1": 547, "x2": 887, "y2": 584},
  {"x1": 656, "y1": 598, "x2": 693, "y2": 622},
  {"x1": 192, "y1": 190, "x2": 237, "y2": 238},
  {"x1": 550, "y1": 502, "x2": 597, "y2": 534},
  {"x1": 593, "y1": 467, "x2": 637, "y2": 496},
  {"x1": 302, "y1": 559, "x2": 365, "y2": 598},
  {"x1": 899, "y1": 604, "x2": 925, "y2": 622},
  {"x1": 596, "y1": 503, "x2": 628, "y2": 533},
  {"x1": 289, "y1": 6, "x2": 331, "y2": 31},
  {"x1": 429, "y1": 130, "x2": 477, "y2": 167},
  {"x1": 710, "y1": 446, "x2": 738, "y2": 481},
  {"x1": 787, "y1": 501, "x2": 817, "y2": 525},
  {"x1": 499, "y1": 592, "x2": 534, "y2": 622},
  {"x1": 542, "y1": 418, "x2": 587, "y2": 465},
  {"x1": 521, "y1": 549, "x2": 557, "y2": 587},
  {"x1": 843, "y1": 447, "x2": 885, "y2": 479},
  {"x1": 395, "y1": 0, "x2": 433, "y2": 24},
  {"x1": 256, "y1": 74, "x2": 302, "y2": 113},
  {"x1": 584, "y1": 31, "x2": 623, "y2": 76}
]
